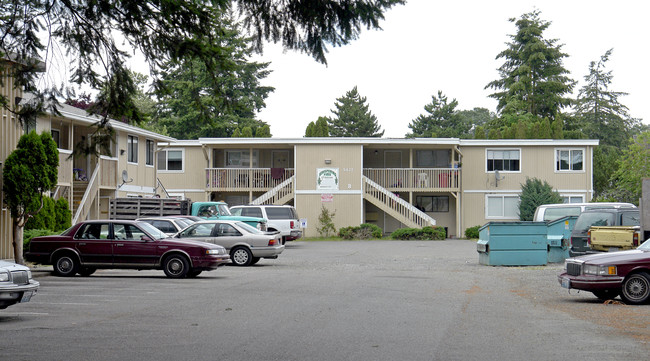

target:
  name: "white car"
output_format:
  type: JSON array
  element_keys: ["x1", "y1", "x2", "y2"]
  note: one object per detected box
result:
[
  {"x1": 137, "y1": 216, "x2": 196, "y2": 236},
  {"x1": 174, "y1": 220, "x2": 284, "y2": 266},
  {"x1": 230, "y1": 205, "x2": 302, "y2": 244},
  {"x1": 0, "y1": 260, "x2": 39, "y2": 309}
]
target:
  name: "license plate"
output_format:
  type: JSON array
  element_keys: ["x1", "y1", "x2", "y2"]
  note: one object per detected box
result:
[
  {"x1": 20, "y1": 291, "x2": 33, "y2": 303},
  {"x1": 561, "y1": 277, "x2": 571, "y2": 289},
  {"x1": 608, "y1": 247, "x2": 619, "y2": 252}
]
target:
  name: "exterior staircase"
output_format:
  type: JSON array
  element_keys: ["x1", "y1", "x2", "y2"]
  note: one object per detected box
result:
[
  {"x1": 251, "y1": 175, "x2": 436, "y2": 229},
  {"x1": 72, "y1": 181, "x2": 88, "y2": 216}
]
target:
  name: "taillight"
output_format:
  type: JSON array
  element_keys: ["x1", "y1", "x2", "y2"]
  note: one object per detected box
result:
[
  {"x1": 587, "y1": 230, "x2": 591, "y2": 245},
  {"x1": 634, "y1": 232, "x2": 639, "y2": 246},
  {"x1": 268, "y1": 239, "x2": 277, "y2": 246},
  {"x1": 290, "y1": 221, "x2": 295, "y2": 229}
]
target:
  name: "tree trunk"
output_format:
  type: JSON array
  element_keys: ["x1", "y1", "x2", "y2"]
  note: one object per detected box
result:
[{"x1": 13, "y1": 220, "x2": 24, "y2": 265}]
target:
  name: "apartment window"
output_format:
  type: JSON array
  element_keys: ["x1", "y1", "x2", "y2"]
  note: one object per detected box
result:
[
  {"x1": 416, "y1": 196, "x2": 449, "y2": 212},
  {"x1": 486, "y1": 195, "x2": 520, "y2": 219},
  {"x1": 562, "y1": 195, "x2": 584, "y2": 203},
  {"x1": 51, "y1": 129, "x2": 60, "y2": 148},
  {"x1": 225, "y1": 150, "x2": 259, "y2": 168},
  {"x1": 146, "y1": 139, "x2": 154, "y2": 166},
  {"x1": 158, "y1": 149, "x2": 184, "y2": 172},
  {"x1": 556, "y1": 149, "x2": 583, "y2": 171},
  {"x1": 487, "y1": 149, "x2": 520, "y2": 172},
  {"x1": 127, "y1": 135, "x2": 138, "y2": 163},
  {"x1": 416, "y1": 150, "x2": 451, "y2": 168}
]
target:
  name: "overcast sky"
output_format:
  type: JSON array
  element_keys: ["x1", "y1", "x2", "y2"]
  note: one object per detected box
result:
[{"x1": 251, "y1": 1, "x2": 649, "y2": 138}]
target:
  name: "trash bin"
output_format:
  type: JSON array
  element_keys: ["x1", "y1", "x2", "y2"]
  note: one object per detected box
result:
[
  {"x1": 546, "y1": 216, "x2": 577, "y2": 263},
  {"x1": 477, "y1": 222, "x2": 548, "y2": 266}
]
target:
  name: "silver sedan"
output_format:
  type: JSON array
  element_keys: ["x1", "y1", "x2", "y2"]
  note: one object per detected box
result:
[{"x1": 174, "y1": 220, "x2": 284, "y2": 266}]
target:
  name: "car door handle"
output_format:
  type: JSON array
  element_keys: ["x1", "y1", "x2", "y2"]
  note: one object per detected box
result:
[
  {"x1": 78, "y1": 242, "x2": 86, "y2": 246},
  {"x1": 115, "y1": 243, "x2": 124, "y2": 247}
]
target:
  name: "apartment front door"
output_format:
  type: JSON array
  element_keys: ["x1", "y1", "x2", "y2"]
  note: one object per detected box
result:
[{"x1": 272, "y1": 150, "x2": 290, "y2": 168}]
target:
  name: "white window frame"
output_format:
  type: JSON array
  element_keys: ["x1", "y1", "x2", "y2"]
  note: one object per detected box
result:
[
  {"x1": 555, "y1": 148, "x2": 585, "y2": 173},
  {"x1": 485, "y1": 148, "x2": 521, "y2": 173},
  {"x1": 51, "y1": 128, "x2": 61, "y2": 148},
  {"x1": 225, "y1": 149, "x2": 259, "y2": 168},
  {"x1": 158, "y1": 148, "x2": 185, "y2": 173},
  {"x1": 127, "y1": 135, "x2": 138, "y2": 164},
  {"x1": 485, "y1": 194, "x2": 520, "y2": 219},
  {"x1": 145, "y1": 139, "x2": 154, "y2": 167},
  {"x1": 561, "y1": 194, "x2": 585, "y2": 204}
]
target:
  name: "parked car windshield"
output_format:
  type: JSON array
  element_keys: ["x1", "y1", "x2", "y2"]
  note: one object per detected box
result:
[
  {"x1": 218, "y1": 204, "x2": 232, "y2": 216},
  {"x1": 573, "y1": 212, "x2": 615, "y2": 234},
  {"x1": 544, "y1": 207, "x2": 581, "y2": 221},
  {"x1": 137, "y1": 222, "x2": 169, "y2": 240},
  {"x1": 639, "y1": 239, "x2": 650, "y2": 251},
  {"x1": 236, "y1": 221, "x2": 263, "y2": 234}
]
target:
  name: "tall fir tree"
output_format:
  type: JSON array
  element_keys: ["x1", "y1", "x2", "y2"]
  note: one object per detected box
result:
[
  {"x1": 407, "y1": 91, "x2": 464, "y2": 138},
  {"x1": 328, "y1": 87, "x2": 384, "y2": 137},
  {"x1": 485, "y1": 10, "x2": 575, "y2": 136}
]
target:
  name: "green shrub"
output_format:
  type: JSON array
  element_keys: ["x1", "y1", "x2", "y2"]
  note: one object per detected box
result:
[
  {"x1": 54, "y1": 197, "x2": 72, "y2": 231},
  {"x1": 390, "y1": 226, "x2": 446, "y2": 240},
  {"x1": 465, "y1": 225, "x2": 481, "y2": 239},
  {"x1": 338, "y1": 223, "x2": 383, "y2": 239},
  {"x1": 25, "y1": 196, "x2": 56, "y2": 230},
  {"x1": 23, "y1": 229, "x2": 60, "y2": 253},
  {"x1": 316, "y1": 206, "x2": 336, "y2": 237}
]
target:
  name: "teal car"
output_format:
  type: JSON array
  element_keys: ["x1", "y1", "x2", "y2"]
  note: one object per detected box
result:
[{"x1": 191, "y1": 202, "x2": 268, "y2": 231}]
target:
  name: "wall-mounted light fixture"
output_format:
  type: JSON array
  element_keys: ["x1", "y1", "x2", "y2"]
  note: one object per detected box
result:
[
  {"x1": 120, "y1": 149, "x2": 125, "y2": 155},
  {"x1": 374, "y1": 150, "x2": 379, "y2": 156},
  {"x1": 324, "y1": 159, "x2": 331, "y2": 164}
]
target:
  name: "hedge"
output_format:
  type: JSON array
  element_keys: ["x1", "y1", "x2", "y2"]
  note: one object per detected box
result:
[
  {"x1": 390, "y1": 226, "x2": 446, "y2": 240},
  {"x1": 338, "y1": 223, "x2": 383, "y2": 240}
]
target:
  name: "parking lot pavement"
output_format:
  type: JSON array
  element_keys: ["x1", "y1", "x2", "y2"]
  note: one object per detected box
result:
[{"x1": 5, "y1": 240, "x2": 649, "y2": 361}]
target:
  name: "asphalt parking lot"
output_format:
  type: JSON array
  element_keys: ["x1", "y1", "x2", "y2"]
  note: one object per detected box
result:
[{"x1": 3, "y1": 239, "x2": 649, "y2": 361}]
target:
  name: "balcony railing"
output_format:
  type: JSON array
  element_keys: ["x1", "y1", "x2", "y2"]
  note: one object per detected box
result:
[
  {"x1": 206, "y1": 168, "x2": 295, "y2": 191},
  {"x1": 363, "y1": 168, "x2": 459, "y2": 191},
  {"x1": 57, "y1": 149, "x2": 73, "y2": 186},
  {"x1": 99, "y1": 156, "x2": 118, "y2": 189}
]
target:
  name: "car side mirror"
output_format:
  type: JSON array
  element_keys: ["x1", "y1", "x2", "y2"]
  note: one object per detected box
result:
[{"x1": 141, "y1": 235, "x2": 153, "y2": 242}]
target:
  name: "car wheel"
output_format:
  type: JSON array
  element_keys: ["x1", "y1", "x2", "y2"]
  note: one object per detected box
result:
[
  {"x1": 186, "y1": 269, "x2": 202, "y2": 278},
  {"x1": 250, "y1": 257, "x2": 261, "y2": 265},
  {"x1": 163, "y1": 254, "x2": 190, "y2": 278},
  {"x1": 592, "y1": 290, "x2": 619, "y2": 300},
  {"x1": 231, "y1": 247, "x2": 253, "y2": 266},
  {"x1": 620, "y1": 272, "x2": 650, "y2": 305},
  {"x1": 78, "y1": 267, "x2": 97, "y2": 277},
  {"x1": 53, "y1": 253, "x2": 79, "y2": 277}
]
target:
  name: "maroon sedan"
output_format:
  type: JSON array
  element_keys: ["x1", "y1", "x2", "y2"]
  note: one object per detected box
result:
[
  {"x1": 26, "y1": 220, "x2": 230, "y2": 278},
  {"x1": 558, "y1": 239, "x2": 650, "y2": 304}
]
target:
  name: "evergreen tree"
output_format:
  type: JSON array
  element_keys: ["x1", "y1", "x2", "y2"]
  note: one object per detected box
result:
[
  {"x1": 572, "y1": 49, "x2": 642, "y2": 148},
  {"x1": 2, "y1": 132, "x2": 59, "y2": 263},
  {"x1": 407, "y1": 91, "x2": 463, "y2": 138},
  {"x1": 486, "y1": 10, "x2": 575, "y2": 128},
  {"x1": 328, "y1": 87, "x2": 384, "y2": 137},
  {"x1": 153, "y1": 14, "x2": 274, "y2": 139},
  {"x1": 1, "y1": 0, "x2": 403, "y2": 152},
  {"x1": 518, "y1": 178, "x2": 562, "y2": 221}
]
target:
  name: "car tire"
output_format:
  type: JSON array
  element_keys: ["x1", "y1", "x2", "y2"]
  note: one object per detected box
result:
[
  {"x1": 592, "y1": 290, "x2": 619, "y2": 301},
  {"x1": 78, "y1": 267, "x2": 97, "y2": 277},
  {"x1": 186, "y1": 269, "x2": 202, "y2": 278},
  {"x1": 163, "y1": 254, "x2": 190, "y2": 278},
  {"x1": 53, "y1": 253, "x2": 79, "y2": 277},
  {"x1": 620, "y1": 272, "x2": 650, "y2": 305},
  {"x1": 250, "y1": 257, "x2": 261, "y2": 265},
  {"x1": 231, "y1": 247, "x2": 253, "y2": 267}
]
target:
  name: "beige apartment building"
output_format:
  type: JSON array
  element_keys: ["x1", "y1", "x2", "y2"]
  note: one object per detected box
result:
[{"x1": 157, "y1": 138, "x2": 598, "y2": 238}]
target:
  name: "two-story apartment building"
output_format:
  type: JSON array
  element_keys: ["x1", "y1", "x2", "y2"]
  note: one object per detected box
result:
[
  {"x1": 1, "y1": 77, "x2": 174, "y2": 259},
  {"x1": 157, "y1": 138, "x2": 597, "y2": 238}
]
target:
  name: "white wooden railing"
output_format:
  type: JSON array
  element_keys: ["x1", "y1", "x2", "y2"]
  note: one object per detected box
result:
[
  {"x1": 251, "y1": 176, "x2": 295, "y2": 205},
  {"x1": 205, "y1": 168, "x2": 295, "y2": 191},
  {"x1": 363, "y1": 168, "x2": 459, "y2": 190},
  {"x1": 73, "y1": 163, "x2": 100, "y2": 224},
  {"x1": 363, "y1": 176, "x2": 436, "y2": 228}
]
